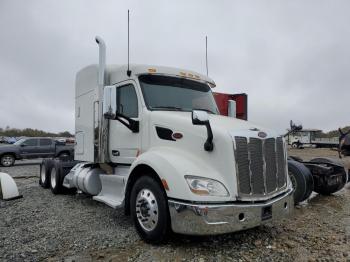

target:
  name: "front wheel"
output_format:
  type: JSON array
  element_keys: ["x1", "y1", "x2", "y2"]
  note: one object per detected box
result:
[
  {"x1": 130, "y1": 176, "x2": 170, "y2": 244},
  {"x1": 1, "y1": 154, "x2": 15, "y2": 167},
  {"x1": 288, "y1": 160, "x2": 314, "y2": 204}
]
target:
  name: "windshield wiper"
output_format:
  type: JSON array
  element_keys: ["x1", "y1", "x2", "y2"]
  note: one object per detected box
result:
[{"x1": 151, "y1": 106, "x2": 183, "y2": 111}]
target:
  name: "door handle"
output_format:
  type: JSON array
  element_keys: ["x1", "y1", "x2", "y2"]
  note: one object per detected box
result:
[{"x1": 112, "y1": 150, "x2": 120, "y2": 156}]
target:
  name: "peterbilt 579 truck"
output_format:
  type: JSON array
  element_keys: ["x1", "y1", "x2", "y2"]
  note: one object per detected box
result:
[{"x1": 39, "y1": 37, "x2": 294, "y2": 243}]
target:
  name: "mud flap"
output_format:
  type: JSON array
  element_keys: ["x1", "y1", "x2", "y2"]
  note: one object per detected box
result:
[{"x1": 0, "y1": 172, "x2": 23, "y2": 200}]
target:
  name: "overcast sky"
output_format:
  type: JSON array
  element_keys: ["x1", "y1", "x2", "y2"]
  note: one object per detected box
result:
[{"x1": 0, "y1": 0, "x2": 349, "y2": 134}]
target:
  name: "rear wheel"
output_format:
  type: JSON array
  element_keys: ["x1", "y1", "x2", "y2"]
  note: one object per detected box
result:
[
  {"x1": 40, "y1": 159, "x2": 54, "y2": 188},
  {"x1": 50, "y1": 161, "x2": 64, "y2": 194},
  {"x1": 1, "y1": 154, "x2": 15, "y2": 167},
  {"x1": 58, "y1": 152, "x2": 70, "y2": 160},
  {"x1": 130, "y1": 176, "x2": 170, "y2": 243},
  {"x1": 288, "y1": 160, "x2": 314, "y2": 204}
]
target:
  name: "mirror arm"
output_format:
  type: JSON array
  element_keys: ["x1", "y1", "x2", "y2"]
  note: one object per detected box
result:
[
  {"x1": 115, "y1": 113, "x2": 139, "y2": 133},
  {"x1": 204, "y1": 122, "x2": 214, "y2": 151}
]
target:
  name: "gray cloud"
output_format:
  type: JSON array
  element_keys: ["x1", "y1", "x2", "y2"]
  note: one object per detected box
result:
[{"x1": 0, "y1": 0, "x2": 349, "y2": 134}]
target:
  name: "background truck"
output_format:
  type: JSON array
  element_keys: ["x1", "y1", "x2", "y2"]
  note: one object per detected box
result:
[
  {"x1": 39, "y1": 36, "x2": 294, "y2": 243},
  {"x1": 285, "y1": 129, "x2": 339, "y2": 149},
  {"x1": 0, "y1": 137, "x2": 74, "y2": 167}
]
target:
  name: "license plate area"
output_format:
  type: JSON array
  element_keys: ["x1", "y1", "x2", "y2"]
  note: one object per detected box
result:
[{"x1": 262, "y1": 205, "x2": 272, "y2": 221}]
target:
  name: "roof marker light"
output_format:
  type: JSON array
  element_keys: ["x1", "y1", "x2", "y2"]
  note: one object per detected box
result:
[{"x1": 148, "y1": 68, "x2": 157, "y2": 73}]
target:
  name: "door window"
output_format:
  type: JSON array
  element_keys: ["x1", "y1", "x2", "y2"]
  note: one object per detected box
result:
[
  {"x1": 23, "y1": 139, "x2": 38, "y2": 146},
  {"x1": 118, "y1": 84, "x2": 138, "y2": 118},
  {"x1": 40, "y1": 139, "x2": 52, "y2": 146}
]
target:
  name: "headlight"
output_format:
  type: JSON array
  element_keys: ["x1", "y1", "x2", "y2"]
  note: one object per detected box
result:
[{"x1": 185, "y1": 176, "x2": 229, "y2": 197}]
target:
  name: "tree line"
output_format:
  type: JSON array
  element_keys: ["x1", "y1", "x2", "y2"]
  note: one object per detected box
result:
[
  {"x1": 0, "y1": 126, "x2": 73, "y2": 138},
  {"x1": 317, "y1": 126, "x2": 350, "y2": 138}
]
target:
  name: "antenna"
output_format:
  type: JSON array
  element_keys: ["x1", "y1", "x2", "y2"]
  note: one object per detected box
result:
[
  {"x1": 127, "y1": 9, "x2": 131, "y2": 77},
  {"x1": 205, "y1": 36, "x2": 208, "y2": 76}
]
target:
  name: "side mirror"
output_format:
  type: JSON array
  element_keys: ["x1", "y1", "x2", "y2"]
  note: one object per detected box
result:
[
  {"x1": 192, "y1": 110, "x2": 209, "y2": 125},
  {"x1": 103, "y1": 86, "x2": 117, "y2": 119},
  {"x1": 192, "y1": 110, "x2": 213, "y2": 152}
]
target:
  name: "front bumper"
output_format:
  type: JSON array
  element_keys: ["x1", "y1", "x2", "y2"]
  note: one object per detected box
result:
[{"x1": 168, "y1": 188, "x2": 294, "y2": 235}]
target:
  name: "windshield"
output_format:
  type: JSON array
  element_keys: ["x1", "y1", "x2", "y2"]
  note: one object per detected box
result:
[
  {"x1": 139, "y1": 75, "x2": 219, "y2": 114},
  {"x1": 14, "y1": 138, "x2": 25, "y2": 145}
]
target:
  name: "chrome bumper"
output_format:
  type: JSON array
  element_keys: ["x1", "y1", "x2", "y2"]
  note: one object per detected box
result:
[{"x1": 168, "y1": 188, "x2": 294, "y2": 235}]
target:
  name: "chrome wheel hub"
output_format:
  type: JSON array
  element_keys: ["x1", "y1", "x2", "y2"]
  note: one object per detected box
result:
[
  {"x1": 2, "y1": 156, "x2": 13, "y2": 166},
  {"x1": 50, "y1": 168, "x2": 56, "y2": 189},
  {"x1": 135, "y1": 189, "x2": 159, "y2": 231}
]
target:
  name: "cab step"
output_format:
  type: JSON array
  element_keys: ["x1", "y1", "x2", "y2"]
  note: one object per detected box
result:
[{"x1": 93, "y1": 174, "x2": 127, "y2": 208}]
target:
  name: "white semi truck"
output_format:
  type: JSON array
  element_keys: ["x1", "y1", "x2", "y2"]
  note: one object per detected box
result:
[{"x1": 39, "y1": 37, "x2": 294, "y2": 243}]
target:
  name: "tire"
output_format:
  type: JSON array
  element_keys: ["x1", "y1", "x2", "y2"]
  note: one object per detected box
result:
[
  {"x1": 50, "y1": 161, "x2": 64, "y2": 194},
  {"x1": 58, "y1": 152, "x2": 70, "y2": 161},
  {"x1": 291, "y1": 143, "x2": 298, "y2": 149},
  {"x1": 130, "y1": 176, "x2": 170, "y2": 244},
  {"x1": 288, "y1": 160, "x2": 314, "y2": 204},
  {"x1": 40, "y1": 159, "x2": 54, "y2": 188},
  {"x1": 0, "y1": 154, "x2": 15, "y2": 167},
  {"x1": 288, "y1": 156, "x2": 303, "y2": 162}
]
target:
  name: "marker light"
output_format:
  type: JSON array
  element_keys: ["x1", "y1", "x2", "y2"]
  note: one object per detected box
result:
[{"x1": 148, "y1": 68, "x2": 157, "y2": 73}]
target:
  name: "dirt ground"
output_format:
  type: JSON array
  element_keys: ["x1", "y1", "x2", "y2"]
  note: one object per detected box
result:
[{"x1": 0, "y1": 148, "x2": 349, "y2": 262}]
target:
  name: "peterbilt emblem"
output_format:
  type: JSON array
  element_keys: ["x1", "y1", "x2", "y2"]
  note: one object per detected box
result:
[{"x1": 258, "y1": 131, "x2": 267, "y2": 138}]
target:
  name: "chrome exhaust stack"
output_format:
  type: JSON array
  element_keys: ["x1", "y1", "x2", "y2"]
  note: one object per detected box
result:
[
  {"x1": 95, "y1": 36, "x2": 109, "y2": 163},
  {"x1": 95, "y1": 36, "x2": 106, "y2": 87}
]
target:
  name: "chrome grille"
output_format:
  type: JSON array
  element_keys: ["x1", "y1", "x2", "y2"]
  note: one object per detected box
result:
[
  {"x1": 276, "y1": 137, "x2": 286, "y2": 187},
  {"x1": 234, "y1": 137, "x2": 250, "y2": 194},
  {"x1": 264, "y1": 138, "x2": 277, "y2": 192},
  {"x1": 249, "y1": 138, "x2": 265, "y2": 194},
  {"x1": 234, "y1": 136, "x2": 286, "y2": 197}
]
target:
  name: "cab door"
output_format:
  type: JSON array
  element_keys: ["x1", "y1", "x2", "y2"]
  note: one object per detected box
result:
[
  {"x1": 39, "y1": 138, "x2": 55, "y2": 157},
  {"x1": 109, "y1": 81, "x2": 141, "y2": 164},
  {"x1": 19, "y1": 138, "x2": 39, "y2": 158}
]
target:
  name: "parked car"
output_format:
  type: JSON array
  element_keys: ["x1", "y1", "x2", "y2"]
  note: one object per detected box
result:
[{"x1": 0, "y1": 137, "x2": 74, "y2": 167}]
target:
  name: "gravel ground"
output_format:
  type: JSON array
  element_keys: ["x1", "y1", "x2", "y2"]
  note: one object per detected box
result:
[{"x1": 0, "y1": 150, "x2": 349, "y2": 262}]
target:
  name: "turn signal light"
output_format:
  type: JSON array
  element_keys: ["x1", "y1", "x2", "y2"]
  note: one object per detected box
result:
[{"x1": 161, "y1": 179, "x2": 169, "y2": 191}]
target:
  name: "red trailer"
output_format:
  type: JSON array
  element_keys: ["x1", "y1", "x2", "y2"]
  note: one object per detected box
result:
[{"x1": 213, "y1": 92, "x2": 248, "y2": 120}]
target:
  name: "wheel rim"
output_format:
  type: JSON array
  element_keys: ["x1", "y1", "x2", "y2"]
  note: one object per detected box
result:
[
  {"x1": 50, "y1": 168, "x2": 57, "y2": 189},
  {"x1": 135, "y1": 189, "x2": 159, "y2": 232},
  {"x1": 289, "y1": 171, "x2": 297, "y2": 191},
  {"x1": 2, "y1": 156, "x2": 13, "y2": 166},
  {"x1": 41, "y1": 165, "x2": 46, "y2": 183}
]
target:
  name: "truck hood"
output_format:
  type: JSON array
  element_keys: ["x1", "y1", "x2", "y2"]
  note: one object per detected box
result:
[{"x1": 150, "y1": 111, "x2": 279, "y2": 138}]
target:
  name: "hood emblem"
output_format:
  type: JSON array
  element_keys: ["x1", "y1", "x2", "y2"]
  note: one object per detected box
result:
[{"x1": 258, "y1": 131, "x2": 267, "y2": 138}]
